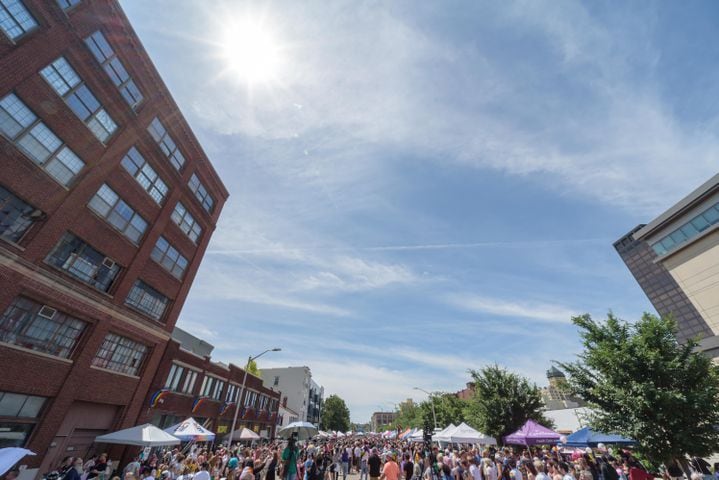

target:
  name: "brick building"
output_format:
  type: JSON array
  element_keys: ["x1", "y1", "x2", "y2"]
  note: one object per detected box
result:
[
  {"x1": 0, "y1": 0, "x2": 228, "y2": 475},
  {"x1": 137, "y1": 328, "x2": 281, "y2": 441}
]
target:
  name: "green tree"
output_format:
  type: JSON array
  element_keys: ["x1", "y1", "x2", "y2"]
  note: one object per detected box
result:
[
  {"x1": 320, "y1": 394, "x2": 351, "y2": 432},
  {"x1": 464, "y1": 364, "x2": 551, "y2": 445},
  {"x1": 558, "y1": 313, "x2": 719, "y2": 469},
  {"x1": 246, "y1": 359, "x2": 260, "y2": 376},
  {"x1": 433, "y1": 393, "x2": 468, "y2": 426}
]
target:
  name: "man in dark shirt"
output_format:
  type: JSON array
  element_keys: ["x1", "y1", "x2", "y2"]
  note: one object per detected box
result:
[
  {"x1": 403, "y1": 456, "x2": 414, "y2": 480},
  {"x1": 368, "y1": 449, "x2": 382, "y2": 480}
]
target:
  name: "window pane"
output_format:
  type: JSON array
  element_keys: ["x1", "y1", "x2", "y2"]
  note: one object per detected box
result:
[
  {"x1": 0, "y1": 393, "x2": 24, "y2": 416},
  {"x1": 0, "y1": 185, "x2": 36, "y2": 242},
  {"x1": 0, "y1": 0, "x2": 38, "y2": 40}
]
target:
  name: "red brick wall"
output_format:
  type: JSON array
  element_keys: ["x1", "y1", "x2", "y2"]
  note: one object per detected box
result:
[
  {"x1": 0, "y1": 0, "x2": 228, "y2": 473},
  {"x1": 138, "y1": 340, "x2": 282, "y2": 440}
]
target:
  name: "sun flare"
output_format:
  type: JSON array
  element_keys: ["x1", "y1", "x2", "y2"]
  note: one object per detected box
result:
[{"x1": 221, "y1": 19, "x2": 282, "y2": 84}]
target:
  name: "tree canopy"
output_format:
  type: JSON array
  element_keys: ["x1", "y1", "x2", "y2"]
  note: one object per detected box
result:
[
  {"x1": 464, "y1": 364, "x2": 551, "y2": 445},
  {"x1": 320, "y1": 394, "x2": 351, "y2": 432},
  {"x1": 558, "y1": 313, "x2": 719, "y2": 467},
  {"x1": 246, "y1": 359, "x2": 260, "y2": 376}
]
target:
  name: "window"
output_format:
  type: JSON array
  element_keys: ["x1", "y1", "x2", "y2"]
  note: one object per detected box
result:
[
  {"x1": 56, "y1": 0, "x2": 80, "y2": 10},
  {"x1": 40, "y1": 57, "x2": 118, "y2": 143},
  {"x1": 212, "y1": 380, "x2": 225, "y2": 400},
  {"x1": 0, "y1": 185, "x2": 39, "y2": 243},
  {"x1": 0, "y1": 296, "x2": 86, "y2": 358},
  {"x1": 151, "y1": 236, "x2": 188, "y2": 279},
  {"x1": 200, "y1": 375, "x2": 217, "y2": 397},
  {"x1": 0, "y1": 0, "x2": 37, "y2": 41},
  {"x1": 651, "y1": 202, "x2": 719, "y2": 256},
  {"x1": 181, "y1": 370, "x2": 198, "y2": 394},
  {"x1": 0, "y1": 391, "x2": 45, "y2": 448},
  {"x1": 125, "y1": 280, "x2": 169, "y2": 321},
  {"x1": 84, "y1": 31, "x2": 143, "y2": 110},
  {"x1": 171, "y1": 202, "x2": 202, "y2": 243},
  {"x1": 46, "y1": 233, "x2": 120, "y2": 292},
  {"x1": 0, "y1": 93, "x2": 85, "y2": 186},
  {"x1": 188, "y1": 173, "x2": 214, "y2": 213},
  {"x1": 120, "y1": 147, "x2": 168, "y2": 204},
  {"x1": 147, "y1": 118, "x2": 185, "y2": 170},
  {"x1": 88, "y1": 184, "x2": 147, "y2": 243},
  {"x1": 226, "y1": 384, "x2": 237, "y2": 402},
  {"x1": 244, "y1": 390, "x2": 257, "y2": 407},
  {"x1": 259, "y1": 395, "x2": 268, "y2": 410},
  {"x1": 165, "y1": 363, "x2": 185, "y2": 391},
  {"x1": 91, "y1": 332, "x2": 147, "y2": 376},
  {"x1": 273, "y1": 376, "x2": 279, "y2": 387}
]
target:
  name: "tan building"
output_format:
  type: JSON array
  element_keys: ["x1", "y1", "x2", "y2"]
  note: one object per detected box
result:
[
  {"x1": 618, "y1": 173, "x2": 719, "y2": 358},
  {"x1": 541, "y1": 367, "x2": 584, "y2": 410}
]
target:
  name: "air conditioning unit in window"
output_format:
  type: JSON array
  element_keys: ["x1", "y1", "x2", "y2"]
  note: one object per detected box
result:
[
  {"x1": 38, "y1": 305, "x2": 57, "y2": 319},
  {"x1": 102, "y1": 257, "x2": 116, "y2": 269}
]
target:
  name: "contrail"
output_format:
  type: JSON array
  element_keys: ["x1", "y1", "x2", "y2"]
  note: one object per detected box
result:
[{"x1": 206, "y1": 237, "x2": 611, "y2": 255}]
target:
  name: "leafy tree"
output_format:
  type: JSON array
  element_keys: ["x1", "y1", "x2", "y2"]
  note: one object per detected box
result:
[
  {"x1": 433, "y1": 393, "x2": 468, "y2": 426},
  {"x1": 320, "y1": 394, "x2": 351, "y2": 432},
  {"x1": 246, "y1": 359, "x2": 260, "y2": 376},
  {"x1": 464, "y1": 364, "x2": 551, "y2": 445},
  {"x1": 558, "y1": 313, "x2": 719, "y2": 469}
]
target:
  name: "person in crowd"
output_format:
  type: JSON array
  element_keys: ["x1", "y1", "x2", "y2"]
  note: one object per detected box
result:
[
  {"x1": 193, "y1": 463, "x2": 211, "y2": 480},
  {"x1": 87, "y1": 454, "x2": 109, "y2": 480}
]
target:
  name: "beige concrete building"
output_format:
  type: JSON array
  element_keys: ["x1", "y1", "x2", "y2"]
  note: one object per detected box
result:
[{"x1": 617, "y1": 173, "x2": 719, "y2": 357}]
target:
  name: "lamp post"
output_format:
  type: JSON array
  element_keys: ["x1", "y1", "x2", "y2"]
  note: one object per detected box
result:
[
  {"x1": 413, "y1": 387, "x2": 438, "y2": 429},
  {"x1": 227, "y1": 348, "x2": 281, "y2": 448}
]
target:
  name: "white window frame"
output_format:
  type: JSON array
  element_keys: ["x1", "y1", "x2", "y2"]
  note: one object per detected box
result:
[{"x1": 0, "y1": 93, "x2": 85, "y2": 186}]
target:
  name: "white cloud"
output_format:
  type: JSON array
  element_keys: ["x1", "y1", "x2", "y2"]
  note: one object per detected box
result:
[
  {"x1": 179, "y1": 0, "x2": 719, "y2": 216},
  {"x1": 446, "y1": 293, "x2": 578, "y2": 324}
]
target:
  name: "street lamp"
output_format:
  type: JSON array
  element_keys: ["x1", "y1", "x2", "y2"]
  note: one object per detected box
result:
[
  {"x1": 413, "y1": 387, "x2": 438, "y2": 429},
  {"x1": 227, "y1": 348, "x2": 281, "y2": 448}
]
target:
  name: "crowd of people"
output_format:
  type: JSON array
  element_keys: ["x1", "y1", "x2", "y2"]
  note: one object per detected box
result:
[{"x1": 33, "y1": 436, "x2": 715, "y2": 480}]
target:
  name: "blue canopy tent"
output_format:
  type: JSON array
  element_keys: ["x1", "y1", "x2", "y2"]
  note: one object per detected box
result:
[{"x1": 564, "y1": 427, "x2": 636, "y2": 447}]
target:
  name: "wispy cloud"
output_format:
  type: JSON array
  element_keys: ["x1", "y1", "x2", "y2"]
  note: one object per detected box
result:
[{"x1": 446, "y1": 294, "x2": 579, "y2": 324}]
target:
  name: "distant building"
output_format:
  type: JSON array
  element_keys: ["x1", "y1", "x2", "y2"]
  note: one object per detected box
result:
[
  {"x1": 260, "y1": 366, "x2": 324, "y2": 425},
  {"x1": 278, "y1": 403, "x2": 300, "y2": 428},
  {"x1": 615, "y1": 174, "x2": 719, "y2": 357},
  {"x1": 138, "y1": 328, "x2": 280, "y2": 440},
  {"x1": 541, "y1": 367, "x2": 585, "y2": 410},
  {"x1": 455, "y1": 382, "x2": 476, "y2": 400},
  {"x1": 371, "y1": 411, "x2": 397, "y2": 432}
]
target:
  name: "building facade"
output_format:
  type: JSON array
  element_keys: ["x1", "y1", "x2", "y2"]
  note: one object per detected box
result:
[
  {"x1": 137, "y1": 328, "x2": 280, "y2": 441},
  {"x1": 614, "y1": 225, "x2": 711, "y2": 346},
  {"x1": 454, "y1": 382, "x2": 476, "y2": 401},
  {"x1": 615, "y1": 173, "x2": 719, "y2": 357},
  {"x1": 277, "y1": 404, "x2": 299, "y2": 428},
  {"x1": 370, "y1": 411, "x2": 397, "y2": 432},
  {"x1": 260, "y1": 366, "x2": 324, "y2": 425},
  {"x1": 541, "y1": 367, "x2": 584, "y2": 411},
  {"x1": 0, "y1": 0, "x2": 227, "y2": 475}
]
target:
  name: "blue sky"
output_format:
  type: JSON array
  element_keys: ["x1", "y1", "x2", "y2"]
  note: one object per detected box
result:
[{"x1": 120, "y1": 0, "x2": 719, "y2": 422}]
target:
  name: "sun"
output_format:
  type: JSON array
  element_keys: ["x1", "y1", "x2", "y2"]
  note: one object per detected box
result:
[{"x1": 221, "y1": 19, "x2": 282, "y2": 84}]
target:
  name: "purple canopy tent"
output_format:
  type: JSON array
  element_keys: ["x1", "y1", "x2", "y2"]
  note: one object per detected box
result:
[{"x1": 503, "y1": 420, "x2": 560, "y2": 446}]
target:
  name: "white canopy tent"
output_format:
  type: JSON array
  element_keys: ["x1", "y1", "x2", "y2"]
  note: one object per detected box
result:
[
  {"x1": 164, "y1": 418, "x2": 215, "y2": 442},
  {"x1": 223, "y1": 427, "x2": 260, "y2": 442},
  {"x1": 409, "y1": 429, "x2": 424, "y2": 443},
  {"x1": 448, "y1": 422, "x2": 497, "y2": 445},
  {"x1": 0, "y1": 448, "x2": 35, "y2": 476},
  {"x1": 95, "y1": 424, "x2": 181, "y2": 447},
  {"x1": 432, "y1": 423, "x2": 457, "y2": 442}
]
